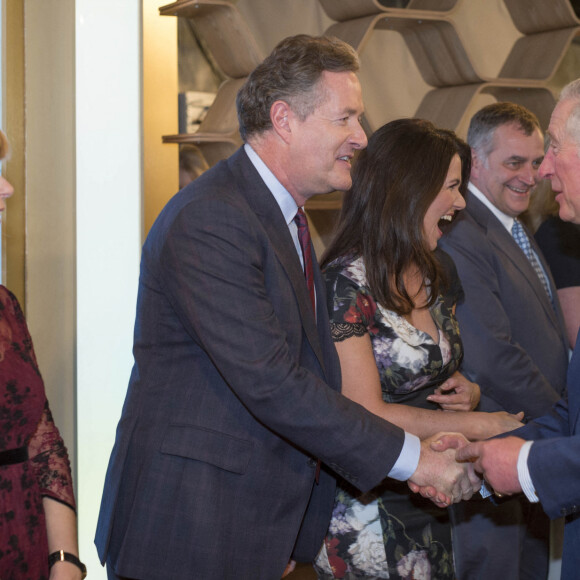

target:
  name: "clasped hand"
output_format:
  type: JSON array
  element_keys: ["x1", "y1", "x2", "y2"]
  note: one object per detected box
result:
[
  {"x1": 426, "y1": 371, "x2": 480, "y2": 412},
  {"x1": 454, "y1": 436, "x2": 525, "y2": 496},
  {"x1": 407, "y1": 432, "x2": 481, "y2": 508}
]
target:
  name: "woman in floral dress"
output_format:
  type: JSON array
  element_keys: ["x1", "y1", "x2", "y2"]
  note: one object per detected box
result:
[
  {"x1": 0, "y1": 131, "x2": 84, "y2": 580},
  {"x1": 314, "y1": 119, "x2": 523, "y2": 580}
]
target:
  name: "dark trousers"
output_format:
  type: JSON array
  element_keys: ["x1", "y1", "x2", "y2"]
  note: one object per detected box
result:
[{"x1": 450, "y1": 495, "x2": 550, "y2": 580}]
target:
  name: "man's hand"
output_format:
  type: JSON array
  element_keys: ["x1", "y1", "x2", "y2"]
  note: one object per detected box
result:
[
  {"x1": 426, "y1": 371, "x2": 480, "y2": 412},
  {"x1": 407, "y1": 432, "x2": 481, "y2": 508},
  {"x1": 455, "y1": 436, "x2": 526, "y2": 496}
]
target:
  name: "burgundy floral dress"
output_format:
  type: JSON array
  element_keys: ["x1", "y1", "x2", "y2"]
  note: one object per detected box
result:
[
  {"x1": 314, "y1": 252, "x2": 463, "y2": 580},
  {"x1": 0, "y1": 285, "x2": 75, "y2": 580}
]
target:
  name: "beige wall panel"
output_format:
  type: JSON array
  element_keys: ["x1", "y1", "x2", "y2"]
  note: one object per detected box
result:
[
  {"x1": 358, "y1": 28, "x2": 429, "y2": 131},
  {"x1": 24, "y1": 0, "x2": 76, "y2": 471},
  {"x1": 144, "y1": 0, "x2": 179, "y2": 233},
  {"x1": 237, "y1": 0, "x2": 332, "y2": 56},
  {"x1": 452, "y1": 0, "x2": 521, "y2": 79},
  {"x1": 3, "y1": 0, "x2": 25, "y2": 301}
]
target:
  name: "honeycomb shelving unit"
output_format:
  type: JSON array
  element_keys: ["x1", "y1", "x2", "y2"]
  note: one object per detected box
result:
[{"x1": 159, "y1": 0, "x2": 580, "y2": 222}]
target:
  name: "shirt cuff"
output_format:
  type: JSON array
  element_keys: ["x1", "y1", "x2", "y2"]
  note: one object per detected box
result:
[
  {"x1": 518, "y1": 440, "x2": 539, "y2": 503},
  {"x1": 479, "y1": 480, "x2": 493, "y2": 499},
  {"x1": 388, "y1": 432, "x2": 421, "y2": 481}
]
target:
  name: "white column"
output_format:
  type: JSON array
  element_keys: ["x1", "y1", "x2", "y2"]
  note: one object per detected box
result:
[{"x1": 76, "y1": 1, "x2": 142, "y2": 577}]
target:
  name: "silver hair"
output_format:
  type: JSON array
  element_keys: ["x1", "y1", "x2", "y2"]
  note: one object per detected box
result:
[
  {"x1": 559, "y1": 79, "x2": 580, "y2": 148},
  {"x1": 466, "y1": 102, "x2": 541, "y2": 165}
]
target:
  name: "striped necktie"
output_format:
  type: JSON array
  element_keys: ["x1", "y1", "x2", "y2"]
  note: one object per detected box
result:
[
  {"x1": 511, "y1": 218, "x2": 552, "y2": 301},
  {"x1": 294, "y1": 207, "x2": 321, "y2": 483},
  {"x1": 294, "y1": 208, "x2": 316, "y2": 315}
]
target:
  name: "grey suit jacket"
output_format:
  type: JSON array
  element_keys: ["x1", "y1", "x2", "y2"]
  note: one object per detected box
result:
[
  {"x1": 95, "y1": 148, "x2": 406, "y2": 579},
  {"x1": 439, "y1": 189, "x2": 569, "y2": 418}
]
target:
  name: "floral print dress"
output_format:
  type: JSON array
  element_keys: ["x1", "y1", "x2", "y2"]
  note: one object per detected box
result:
[
  {"x1": 0, "y1": 286, "x2": 75, "y2": 580},
  {"x1": 314, "y1": 252, "x2": 464, "y2": 580}
]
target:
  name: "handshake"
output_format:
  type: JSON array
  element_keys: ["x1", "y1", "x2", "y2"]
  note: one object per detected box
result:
[{"x1": 407, "y1": 432, "x2": 526, "y2": 508}]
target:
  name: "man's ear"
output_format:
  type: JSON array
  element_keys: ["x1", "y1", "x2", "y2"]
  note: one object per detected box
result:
[
  {"x1": 470, "y1": 147, "x2": 482, "y2": 179},
  {"x1": 271, "y1": 100, "x2": 292, "y2": 142}
]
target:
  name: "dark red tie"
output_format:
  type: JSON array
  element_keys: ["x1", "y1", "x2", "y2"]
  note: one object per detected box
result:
[
  {"x1": 294, "y1": 208, "x2": 316, "y2": 315},
  {"x1": 294, "y1": 207, "x2": 321, "y2": 483}
]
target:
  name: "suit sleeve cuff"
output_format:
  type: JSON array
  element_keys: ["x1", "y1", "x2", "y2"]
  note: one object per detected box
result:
[
  {"x1": 388, "y1": 432, "x2": 421, "y2": 481},
  {"x1": 518, "y1": 440, "x2": 539, "y2": 503}
]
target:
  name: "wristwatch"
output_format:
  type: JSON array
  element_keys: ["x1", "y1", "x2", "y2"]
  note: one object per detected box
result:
[{"x1": 48, "y1": 550, "x2": 87, "y2": 579}]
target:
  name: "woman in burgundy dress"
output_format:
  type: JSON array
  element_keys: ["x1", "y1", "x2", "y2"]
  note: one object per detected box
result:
[{"x1": 0, "y1": 130, "x2": 85, "y2": 579}]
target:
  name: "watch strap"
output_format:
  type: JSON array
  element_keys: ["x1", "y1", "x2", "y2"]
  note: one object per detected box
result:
[{"x1": 48, "y1": 550, "x2": 87, "y2": 578}]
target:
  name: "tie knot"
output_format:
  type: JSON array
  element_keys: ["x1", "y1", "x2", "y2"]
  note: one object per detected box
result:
[
  {"x1": 511, "y1": 218, "x2": 530, "y2": 250},
  {"x1": 511, "y1": 219, "x2": 528, "y2": 247},
  {"x1": 511, "y1": 218, "x2": 523, "y2": 235},
  {"x1": 294, "y1": 207, "x2": 308, "y2": 229}
]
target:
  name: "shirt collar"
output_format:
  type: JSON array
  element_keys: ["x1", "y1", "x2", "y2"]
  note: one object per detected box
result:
[
  {"x1": 244, "y1": 143, "x2": 300, "y2": 225},
  {"x1": 468, "y1": 182, "x2": 515, "y2": 233}
]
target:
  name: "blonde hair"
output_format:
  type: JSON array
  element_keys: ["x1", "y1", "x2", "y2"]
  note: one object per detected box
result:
[
  {"x1": 520, "y1": 179, "x2": 559, "y2": 232},
  {"x1": 0, "y1": 130, "x2": 11, "y2": 162}
]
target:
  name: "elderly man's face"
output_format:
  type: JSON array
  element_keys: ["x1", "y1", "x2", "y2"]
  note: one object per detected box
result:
[{"x1": 539, "y1": 98, "x2": 580, "y2": 224}]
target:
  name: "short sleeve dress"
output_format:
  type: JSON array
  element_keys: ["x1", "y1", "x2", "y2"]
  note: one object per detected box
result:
[
  {"x1": 314, "y1": 251, "x2": 464, "y2": 580},
  {"x1": 0, "y1": 285, "x2": 75, "y2": 580}
]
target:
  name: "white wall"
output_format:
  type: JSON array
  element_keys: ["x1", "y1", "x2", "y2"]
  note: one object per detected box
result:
[{"x1": 75, "y1": 1, "x2": 142, "y2": 577}]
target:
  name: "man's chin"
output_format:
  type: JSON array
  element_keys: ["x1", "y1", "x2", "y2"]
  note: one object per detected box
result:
[
  {"x1": 558, "y1": 202, "x2": 579, "y2": 224},
  {"x1": 556, "y1": 196, "x2": 572, "y2": 220},
  {"x1": 330, "y1": 178, "x2": 352, "y2": 194}
]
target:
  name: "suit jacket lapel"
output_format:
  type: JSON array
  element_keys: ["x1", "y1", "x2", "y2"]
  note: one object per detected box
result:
[
  {"x1": 466, "y1": 192, "x2": 567, "y2": 339},
  {"x1": 229, "y1": 149, "x2": 327, "y2": 374}
]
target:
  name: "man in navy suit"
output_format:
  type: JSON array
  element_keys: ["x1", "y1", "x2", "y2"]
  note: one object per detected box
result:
[
  {"x1": 95, "y1": 35, "x2": 479, "y2": 580},
  {"x1": 451, "y1": 79, "x2": 580, "y2": 580},
  {"x1": 438, "y1": 102, "x2": 570, "y2": 580}
]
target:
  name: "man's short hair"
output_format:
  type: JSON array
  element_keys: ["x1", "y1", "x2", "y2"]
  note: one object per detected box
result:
[
  {"x1": 559, "y1": 78, "x2": 580, "y2": 148},
  {"x1": 236, "y1": 34, "x2": 359, "y2": 142},
  {"x1": 467, "y1": 102, "x2": 542, "y2": 160}
]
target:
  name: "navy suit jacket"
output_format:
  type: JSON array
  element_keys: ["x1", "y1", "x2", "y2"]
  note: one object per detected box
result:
[
  {"x1": 439, "y1": 189, "x2": 569, "y2": 418},
  {"x1": 95, "y1": 148, "x2": 406, "y2": 579},
  {"x1": 514, "y1": 331, "x2": 580, "y2": 580}
]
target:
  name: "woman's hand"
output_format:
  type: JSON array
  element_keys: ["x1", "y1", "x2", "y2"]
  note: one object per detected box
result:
[
  {"x1": 426, "y1": 371, "x2": 480, "y2": 412},
  {"x1": 282, "y1": 560, "x2": 296, "y2": 578},
  {"x1": 475, "y1": 411, "x2": 525, "y2": 440}
]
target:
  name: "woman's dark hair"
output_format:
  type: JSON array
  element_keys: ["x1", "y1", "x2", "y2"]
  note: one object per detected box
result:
[{"x1": 321, "y1": 118, "x2": 471, "y2": 315}]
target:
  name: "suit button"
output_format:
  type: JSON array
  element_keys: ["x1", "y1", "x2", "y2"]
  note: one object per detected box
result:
[{"x1": 306, "y1": 458, "x2": 317, "y2": 468}]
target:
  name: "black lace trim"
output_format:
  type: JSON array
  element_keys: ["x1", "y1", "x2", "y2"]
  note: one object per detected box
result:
[{"x1": 331, "y1": 322, "x2": 367, "y2": 342}]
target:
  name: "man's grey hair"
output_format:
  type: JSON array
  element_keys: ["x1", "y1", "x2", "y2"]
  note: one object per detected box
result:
[
  {"x1": 559, "y1": 78, "x2": 580, "y2": 147},
  {"x1": 236, "y1": 34, "x2": 359, "y2": 142},
  {"x1": 467, "y1": 102, "x2": 541, "y2": 163}
]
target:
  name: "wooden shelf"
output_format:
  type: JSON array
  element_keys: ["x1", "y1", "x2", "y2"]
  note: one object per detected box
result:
[
  {"x1": 159, "y1": 0, "x2": 263, "y2": 78},
  {"x1": 161, "y1": 0, "x2": 580, "y2": 215},
  {"x1": 321, "y1": 0, "x2": 580, "y2": 132}
]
